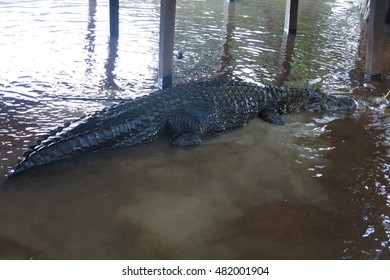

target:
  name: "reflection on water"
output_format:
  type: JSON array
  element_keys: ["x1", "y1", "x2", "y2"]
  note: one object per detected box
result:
[
  {"x1": 321, "y1": 108, "x2": 390, "y2": 259},
  {"x1": 275, "y1": 33, "x2": 296, "y2": 86},
  {"x1": 0, "y1": 0, "x2": 389, "y2": 259},
  {"x1": 85, "y1": 0, "x2": 97, "y2": 75},
  {"x1": 216, "y1": 0, "x2": 235, "y2": 80}
]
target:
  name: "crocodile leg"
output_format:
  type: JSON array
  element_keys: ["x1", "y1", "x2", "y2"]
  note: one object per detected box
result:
[
  {"x1": 166, "y1": 112, "x2": 204, "y2": 146},
  {"x1": 258, "y1": 105, "x2": 285, "y2": 125}
]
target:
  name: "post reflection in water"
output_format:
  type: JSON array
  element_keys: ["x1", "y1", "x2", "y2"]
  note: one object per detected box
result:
[
  {"x1": 101, "y1": 36, "x2": 120, "y2": 92},
  {"x1": 0, "y1": 0, "x2": 389, "y2": 260},
  {"x1": 275, "y1": 33, "x2": 296, "y2": 86},
  {"x1": 217, "y1": 0, "x2": 235, "y2": 80},
  {"x1": 85, "y1": 0, "x2": 120, "y2": 94},
  {"x1": 85, "y1": 0, "x2": 97, "y2": 75}
]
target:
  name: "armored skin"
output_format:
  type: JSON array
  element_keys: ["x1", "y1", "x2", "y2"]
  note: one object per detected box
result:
[{"x1": 9, "y1": 80, "x2": 357, "y2": 175}]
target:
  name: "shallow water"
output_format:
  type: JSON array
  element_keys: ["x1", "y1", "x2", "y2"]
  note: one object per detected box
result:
[{"x1": 0, "y1": 0, "x2": 389, "y2": 259}]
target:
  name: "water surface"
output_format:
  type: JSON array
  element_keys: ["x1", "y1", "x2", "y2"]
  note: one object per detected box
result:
[{"x1": 0, "y1": 0, "x2": 389, "y2": 259}]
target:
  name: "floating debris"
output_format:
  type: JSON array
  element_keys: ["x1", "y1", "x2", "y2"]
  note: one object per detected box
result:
[
  {"x1": 174, "y1": 50, "x2": 184, "y2": 59},
  {"x1": 363, "y1": 83, "x2": 376, "y2": 91}
]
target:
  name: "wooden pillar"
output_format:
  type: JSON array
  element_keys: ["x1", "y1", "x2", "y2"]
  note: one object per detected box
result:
[
  {"x1": 284, "y1": 0, "x2": 299, "y2": 34},
  {"x1": 364, "y1": 0, "x2": 386, "y2": 79},
  {"x1": 158, "y1": 0, "x2": 177, "y2": 89},
  {"x1": 109, "y1": 0, "x2": 119, "y2": 37}
]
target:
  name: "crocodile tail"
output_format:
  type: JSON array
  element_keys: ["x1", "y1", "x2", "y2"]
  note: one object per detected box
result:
[
  {"x1": 9, "y1": 114, "x2": 166, "y2": 176},
  {"x1": 9, "y1": 130, "x2": 110, "y2": 176}
]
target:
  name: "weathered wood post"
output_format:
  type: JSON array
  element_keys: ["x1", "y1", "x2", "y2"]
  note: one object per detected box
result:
[
  {"x1": 158, "y1": 0, "x2": 177, "y2": 89},
  {"x1": 284, "y1": 0, "x2": 299, "y2": 33},
  {"x1": 109, "y1": 0, "x2": 119, "y2": 37},
  {"x1": 364, "y1": 0, "x2": 386, "y2": 79}
]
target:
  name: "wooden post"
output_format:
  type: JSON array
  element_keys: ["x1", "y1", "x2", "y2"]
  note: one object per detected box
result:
[
  {"x1": 284, "y1": 0, "x2": 299, "y2": 34},
  {"x1": 364, "y1": 0, "x2": 386, "y2": 79},
  {"x1": 158, "y1": 0, "x2": 177, "y2": 89},
  {"x1": 109, "y1": 0, "x2": 119, "y2": 38}
]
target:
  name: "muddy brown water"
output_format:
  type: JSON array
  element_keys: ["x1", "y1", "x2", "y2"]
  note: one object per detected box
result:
[{"x1": 0, "y1": 0, "x2": 389, "y2": 259}]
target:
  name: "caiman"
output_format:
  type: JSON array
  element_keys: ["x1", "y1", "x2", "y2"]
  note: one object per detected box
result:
[{"x1": 9, "y1": 80, "x2": 357, "y2": 176}]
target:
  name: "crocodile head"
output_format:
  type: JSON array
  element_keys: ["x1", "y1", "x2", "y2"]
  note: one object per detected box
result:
[
  {"x1": 305, "y1": 90, "x2": 358, "y2": 113},
  {"x1": 275, "y1": 88, "x2": 357, "y2": 114}
]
